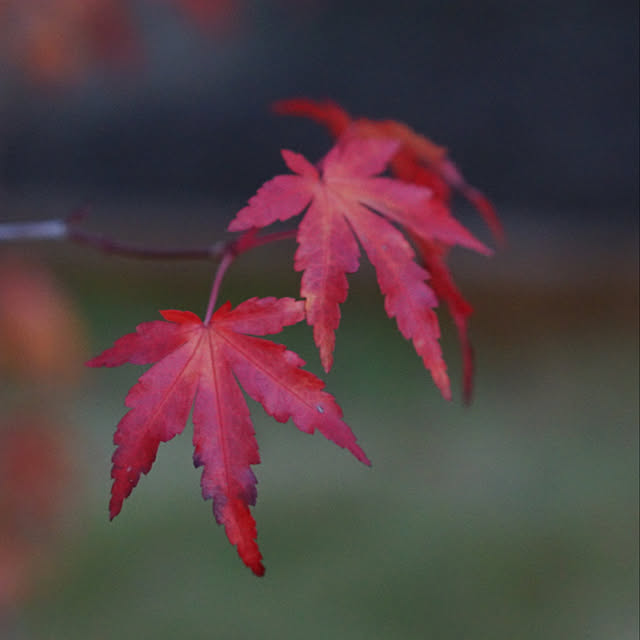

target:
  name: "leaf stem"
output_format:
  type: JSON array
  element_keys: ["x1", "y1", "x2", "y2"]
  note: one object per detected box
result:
[
  {"x1": 67, "y1": 226, "x2": 225, "y2": 261},
  {"x1": 204, "y1": 251, "x2": 234, "y2": 325},
  {"x1": 0, "y1": 214, "x2": 297, "y2": 263},
  {"x1": 202, "y1": 228, "x2": 297, "y2": 324}
]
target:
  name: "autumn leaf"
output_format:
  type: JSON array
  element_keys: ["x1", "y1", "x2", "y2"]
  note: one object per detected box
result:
[
  {"x1": 229, "y1": 137, "x2": 489, "y2": 398},
  {"x1": 273, "y1": 98, "x2": 502, "y2": 400},
  {"x1": 87, "y1": 297, "x2": 369, "y2": 576}
]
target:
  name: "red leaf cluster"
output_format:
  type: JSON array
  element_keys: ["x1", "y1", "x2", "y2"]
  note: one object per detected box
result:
[
  {"x1": 230, "y1": 121, "x2": 492, "y2": 399},
  {"x1": 89, "y1": 99, "x2": 498, "y2": 574},
  {"x1": 273, "y1": 98, "x2": 503, "y2": 401}
]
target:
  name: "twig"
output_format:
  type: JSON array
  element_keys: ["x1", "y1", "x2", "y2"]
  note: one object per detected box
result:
[{"x1": 0, "y1": 215, "x2": 296, "y2": 262}]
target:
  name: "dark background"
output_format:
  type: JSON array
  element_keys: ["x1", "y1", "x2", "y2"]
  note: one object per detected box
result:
[{"x1": 1, "y1": 0, "x2": 638, "y2": 219}]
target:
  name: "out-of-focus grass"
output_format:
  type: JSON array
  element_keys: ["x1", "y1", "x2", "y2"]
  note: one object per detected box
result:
[{"x1": 15, "y1": 214, "x2": 639, "y2": 640}]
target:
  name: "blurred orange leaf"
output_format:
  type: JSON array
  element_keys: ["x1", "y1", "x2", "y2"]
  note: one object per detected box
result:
[
  {"x1": 0, "y1": 255, "x2": 87, "y2": 382},
  {"x1": 0, "y1": 0, "x2": 136, "y2": 84}
]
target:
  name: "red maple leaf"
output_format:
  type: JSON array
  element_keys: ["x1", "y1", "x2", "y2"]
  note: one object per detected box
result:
[
  {"x1": 87, "y1": 297, "x2": 369, "y2": 576},
  {"x1": 272, "y1": 98, "x2": 502, "y2": 401},
  {"x1": 228, "y1": 137, "x2": 489, "y2": 399}
]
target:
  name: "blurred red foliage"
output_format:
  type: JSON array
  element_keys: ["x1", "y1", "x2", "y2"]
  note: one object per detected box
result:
[
  {"x1": 0, "y1": 0, "x2": 137, "y2": 85},
  {"x1": 0, "y1": 1, "x2": 328, "y2": 85},
  {"x1": 0, "y1": 412, "x2": 75, "y2": 611},
  {"x1": 0, "y1": 255, "x2": 84, "y2": 610},
  {"x1": 0, "y1": 254, "x2": 87, "y2": 382}
]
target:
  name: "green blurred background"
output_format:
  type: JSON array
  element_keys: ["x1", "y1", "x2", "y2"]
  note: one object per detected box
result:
[{"x1": 6, "y1": 209, "x2": 635, "y2": 640}]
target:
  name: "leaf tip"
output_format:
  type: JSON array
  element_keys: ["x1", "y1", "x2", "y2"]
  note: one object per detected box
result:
[
  {"x1": 433, "y1": 370, "x2": 453, "y2": 402},
  {"x1": 349, "y1": 439, "x2": 372, "y2": 466},
  {"x1": 84, "y1": 355, "x2": 101, "y2": 368},
  {"x1": 313, "y1": 327, "x2": 335, "y2": 373},
  {"x1": 108, "y1": 498, "x2": 122, "y2": 521},
  {"x1": 360, "y1": 452, "x2": 373, "y2": 467}
]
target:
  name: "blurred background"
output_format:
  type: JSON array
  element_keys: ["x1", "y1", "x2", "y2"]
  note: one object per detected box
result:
[{"x1": 0, "y1": 1, "x2": 637, "y2": 639}]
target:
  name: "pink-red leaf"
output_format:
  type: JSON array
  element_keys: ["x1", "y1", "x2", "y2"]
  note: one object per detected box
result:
[
  {"x1": 87, "y1": 297, "x2": 369, "y2": 576},
  {"x1": 271, "y1": 98, "x2": 502, "y2": 399},
  {"x1": 229, "y1": 136, "x2": 487, "y2": 394}
]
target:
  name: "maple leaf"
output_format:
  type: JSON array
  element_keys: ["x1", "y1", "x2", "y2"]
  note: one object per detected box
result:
[
  {"x1": 228, "y1": 137, "x2": 489, "y2": 398},
  {"x1": 272, "y1": 98, "x2": 502, "y2": 400},
  {"x1": 87, "y1": 297, "x2": 369, "y2": 576}
]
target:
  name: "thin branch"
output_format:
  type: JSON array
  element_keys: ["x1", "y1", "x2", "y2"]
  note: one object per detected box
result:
[
  {"x1": 247, "y1": 229, "x2": 297, "y2": 250},
  {"x1": 66, "y1": 226, "x2": 225, "y2": 261},
  {"x1": 203, "y1": 228, "x2": 298, "y2": 324},
  {"x1": 204, "y1": 251, "x2": 234, "y2": 325},
  {"x1": 0, "y1": 216, "x2": 297, "y2": 262},
  {"x1": 0, "y1": 219, "x2": 67, "y2": 241}
]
